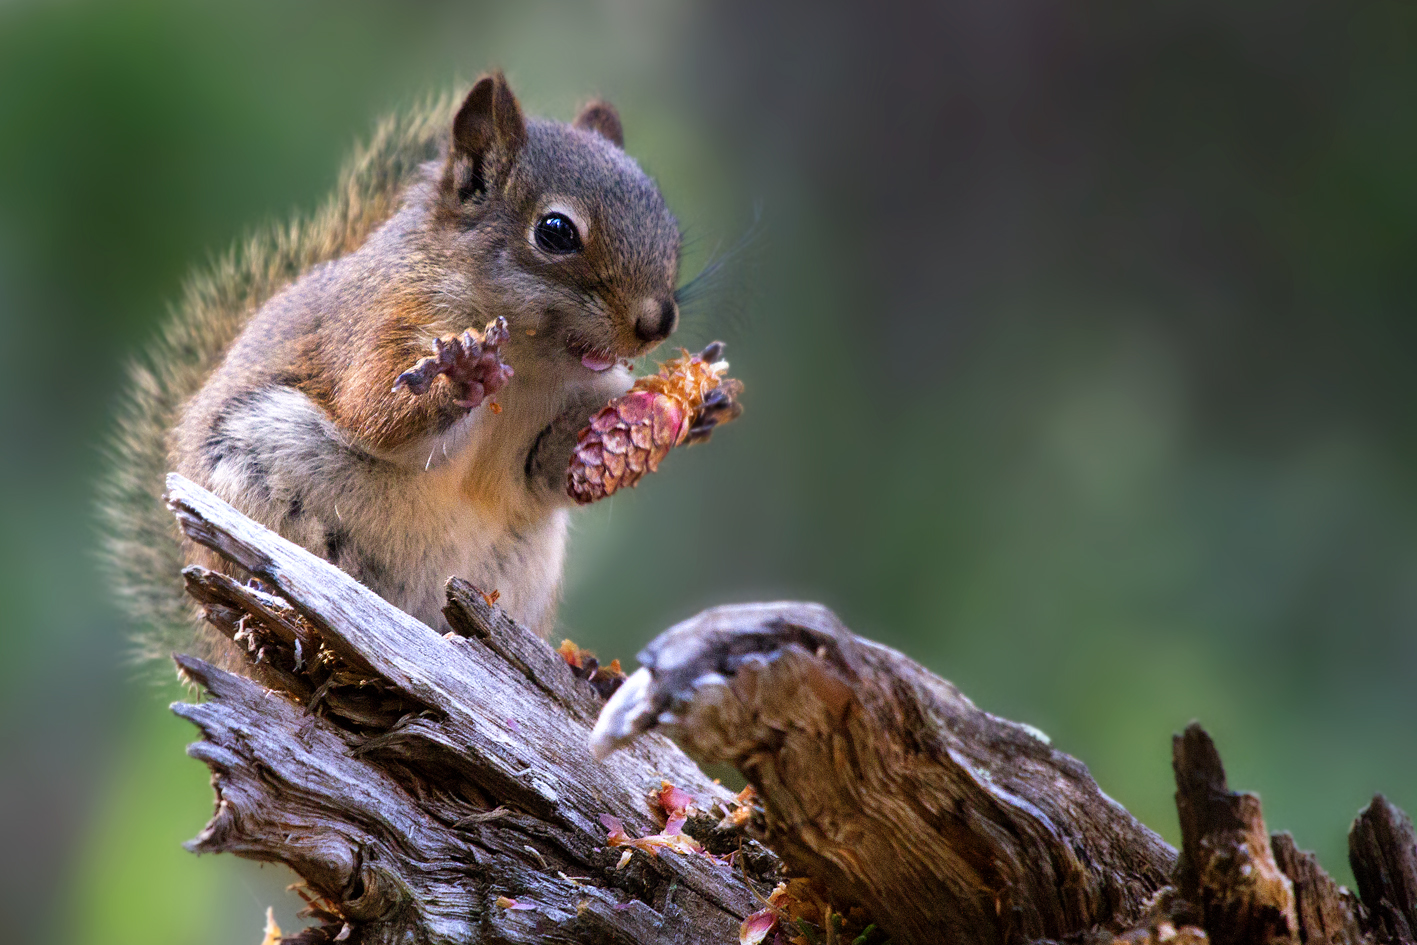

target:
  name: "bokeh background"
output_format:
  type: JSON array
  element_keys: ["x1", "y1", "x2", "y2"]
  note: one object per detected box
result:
[{"x1": 3, "y1": 1, "x2": 1416, "y2": 943}]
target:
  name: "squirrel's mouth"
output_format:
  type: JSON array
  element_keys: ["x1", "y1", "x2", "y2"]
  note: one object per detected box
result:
[{"x1": 566, "y1": 333, "x2": 630, "y2": 373}]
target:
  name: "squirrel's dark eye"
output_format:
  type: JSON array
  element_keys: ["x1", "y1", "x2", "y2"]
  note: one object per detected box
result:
[{"x1": 534, "y1": 213, "x2": 582, "y2": 254}]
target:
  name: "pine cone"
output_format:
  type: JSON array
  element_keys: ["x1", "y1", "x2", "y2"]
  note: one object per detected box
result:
[{"x1": 567, "y1": 343, "x2": 742, "y2": 504}]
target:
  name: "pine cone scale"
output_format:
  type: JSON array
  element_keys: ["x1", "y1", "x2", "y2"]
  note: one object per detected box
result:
[
  {"x1": 602, "y1": 449, "x2": 627, "y2": 478},
  {"x1": 602, "y1": 427, "x2": 632, "y2": 455},
  {"x1": 615, "y1": 391, "x2": 656, "y2": 426}
]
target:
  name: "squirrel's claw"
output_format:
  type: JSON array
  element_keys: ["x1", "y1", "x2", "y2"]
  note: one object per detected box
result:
[
  {"x1": 683, "y1": 375, "x2": 743, "y2": 446},
  {"x1": 681, "y1": 341, "x2": 741, "y2": 445},
  {"x1": 697, "y1": 340, "x2": 725, "y2": 364},
  {"x1": 392, "y1": 361, "x2": 437, "y2": 396}
]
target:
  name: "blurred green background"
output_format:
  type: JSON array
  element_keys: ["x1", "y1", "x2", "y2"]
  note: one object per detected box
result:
[{"x1": 3, "y1": 1, "x2": 1416, "y2": 943}]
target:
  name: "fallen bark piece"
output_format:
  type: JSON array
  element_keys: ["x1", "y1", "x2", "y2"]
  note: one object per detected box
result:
[
  {"x1": 591, "y1": 601, "x2": 1177, "y2": 945},
  {"x1": 557, "y1": 638, "x2": 628, "y2": 700}
]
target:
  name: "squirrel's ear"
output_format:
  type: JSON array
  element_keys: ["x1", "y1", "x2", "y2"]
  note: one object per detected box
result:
[
  {"x1": 573, "y1": 99, "x2": 624, "y2": 148},
  {"x1": 448, "y1": 72, "x2": 527, "y2": 199}
]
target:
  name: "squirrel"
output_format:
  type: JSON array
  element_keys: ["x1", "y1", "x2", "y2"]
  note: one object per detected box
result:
[{"x1": 99, "y1": 72, "x2": 738, "y2": 672}]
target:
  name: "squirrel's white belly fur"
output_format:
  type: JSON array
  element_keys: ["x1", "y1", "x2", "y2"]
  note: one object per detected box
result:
[{"x1": 202, "y1": 383, "x2": 576, "y2": 635}]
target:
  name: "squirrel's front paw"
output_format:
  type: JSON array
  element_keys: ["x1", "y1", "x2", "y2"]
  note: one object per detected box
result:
[{"x1": 393, "y1": 316, "x2": 514, "y2": 409}]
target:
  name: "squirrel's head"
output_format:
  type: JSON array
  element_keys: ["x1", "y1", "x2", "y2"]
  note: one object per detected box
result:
[{"x1": 433, "y1": 73, "x2": 681, "y2": 376}]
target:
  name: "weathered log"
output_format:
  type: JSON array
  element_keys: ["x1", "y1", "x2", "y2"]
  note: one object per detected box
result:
[
  {"x1": 591, "y1": 602, "x2": 1179, "y2": 944},
  {"x1": 166, "y1": 473, "x2": 767, "y2": 945},
  {"x1": 594, "y1": 613, "x2": 1417, "y2": 945},
  {"x1": 163, "y1": 473, "x2": 1417, "y2": 945}
]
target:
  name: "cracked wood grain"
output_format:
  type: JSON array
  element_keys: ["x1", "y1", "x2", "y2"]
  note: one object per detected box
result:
[
  {"x1": 591, "y1": 601, "x2": 1178, "y2": 944},
  {"x1": 164, "y1": 473, "x2": 763, "y2": 944}
]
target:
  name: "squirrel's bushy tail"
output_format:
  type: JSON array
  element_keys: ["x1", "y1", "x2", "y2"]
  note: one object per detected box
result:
[{"x1": 97, "y1": 92, "x2": 458, "y2": 672}]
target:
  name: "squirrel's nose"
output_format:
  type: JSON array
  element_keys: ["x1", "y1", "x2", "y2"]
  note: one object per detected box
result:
[{"x1": 634, "y1": 297, "x2": 678, "y2": 343}]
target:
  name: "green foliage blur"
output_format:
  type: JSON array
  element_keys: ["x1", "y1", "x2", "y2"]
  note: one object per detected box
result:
[{"x1": 2, "y1": 2, "x2": 1415, "y2": 944}]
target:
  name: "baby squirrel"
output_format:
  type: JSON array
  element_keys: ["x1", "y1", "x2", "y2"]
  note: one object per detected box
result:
[{"x1": 101, "y1": 73, "x2": 737, "y2": 669}]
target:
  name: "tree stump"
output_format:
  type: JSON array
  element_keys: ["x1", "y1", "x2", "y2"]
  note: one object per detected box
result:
[{"x1": 161, "y1": 474, "x2": 1417, "y2": 945}]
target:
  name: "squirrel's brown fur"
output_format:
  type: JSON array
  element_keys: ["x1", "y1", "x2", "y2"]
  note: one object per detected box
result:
[{"x1": 98, "y1": 75, "x2": 703, "y2": 671}]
